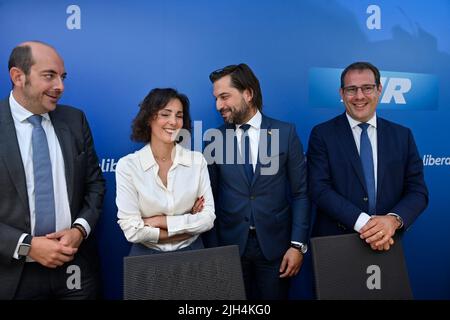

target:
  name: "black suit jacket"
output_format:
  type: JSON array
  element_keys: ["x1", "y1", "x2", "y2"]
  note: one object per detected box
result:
[{"x1": 0, "y1": 98, "x2": 105, "y2": 299}]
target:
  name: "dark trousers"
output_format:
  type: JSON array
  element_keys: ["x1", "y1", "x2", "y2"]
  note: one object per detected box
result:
[
  {"x1": 128, "y1": 236, "x2": 204, "y2": 256},
  {"x1": 241, "y1": 230, "x2": 289, "y2": 300},
  {"x1": 13, "y1": 253, "x2": 99, "y2": 300}
]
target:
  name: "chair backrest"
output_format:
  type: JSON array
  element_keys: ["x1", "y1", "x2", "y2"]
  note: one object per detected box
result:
[
  {"x1": 123, "y1": 245, "x2": 246, "y2": 300},
  {"x1": 311, "y1": 233, "x2": 413, "y2": 300}
]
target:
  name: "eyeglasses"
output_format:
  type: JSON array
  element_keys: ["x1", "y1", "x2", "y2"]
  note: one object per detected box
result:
[
  {"x1": 342, "y1": 84, "x2": 377, "y2": 96},
  {"x1": 209, "y1": 65, "x2": 239, "y2": 81}
]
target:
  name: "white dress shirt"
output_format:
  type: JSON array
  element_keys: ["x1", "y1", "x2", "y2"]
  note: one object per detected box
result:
[
  {"x1": 116, "y1": 143, "x2": 215, "y2": 252},
  {"x1": 9, "y1": 92, "x2": 89, "y2": 259},
  {"x1": 346, "y1": 112, "x2": 378, "y2": 232},
  {"x1": 235, "y1": 110, "x2": 262, "y2": 171}
]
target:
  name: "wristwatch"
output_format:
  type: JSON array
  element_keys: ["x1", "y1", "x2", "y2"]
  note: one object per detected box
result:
[
  {"x1": 18, "y1": 234, "x2": 32, "y2": 258},
  {"x1": 72, "y1": 223, "x2": 87, "y2": 239},
  {"x1": 290, "y1": 242, "x2": 308, "y2": 254}
]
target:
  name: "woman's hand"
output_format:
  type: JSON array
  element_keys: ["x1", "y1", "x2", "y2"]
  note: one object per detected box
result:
[
  {"x1": 191, "y1": 196, "x2": 205, "y2": 214},
  {"x1": 143, "y1": 215, "x2": 167, "y2": 229}
]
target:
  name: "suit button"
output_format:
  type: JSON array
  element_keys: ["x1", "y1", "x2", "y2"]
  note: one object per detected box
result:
[
  {"x1": 337, "y1": 223, "x2": 347, "y2": 230},
  {"x1": 244, "y1": 217, "x2": 249, "y2": 222},
  {"x1": 363, "y1": 197, "x2": 368, "y2": 201},
  {"x1": 250, "y1": 195, "x2": 255, "y2": 200}
]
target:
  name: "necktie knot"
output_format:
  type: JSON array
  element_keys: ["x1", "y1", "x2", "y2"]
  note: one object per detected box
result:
[
  {"x1": 358, "y1": 122, "x2": 369, "y2": 132},
  {"x1": 240, "y1": 123, "x2": 251, "y2": 132},
  {"x1": 28, "y1": 114, "x2": 43, "y2": 127}
]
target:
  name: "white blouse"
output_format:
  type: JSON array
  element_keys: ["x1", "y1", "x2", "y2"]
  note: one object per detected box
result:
[{"x1": 116, "y1": 143, "x2": 215, "y2": 252}]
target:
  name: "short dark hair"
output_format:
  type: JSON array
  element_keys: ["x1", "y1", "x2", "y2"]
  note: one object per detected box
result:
[
  {"x1": 131, "y1": 88, "x2": 192, "y2": 143},
  {"x1": 340, "y1": 62, "x2": 381, "y2": 88},
  {"x1": 8, "y1": 45, "x2": 34, "y2": 76},
  {"x1": 8, "y1": 41, "x2": 55, "y2": 75},
  {"x1": 209, "y1": 63, "x2": 263, "y2": 111}
]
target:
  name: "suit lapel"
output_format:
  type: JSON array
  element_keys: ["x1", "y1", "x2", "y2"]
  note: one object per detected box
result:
[
  {"x1": 376, "y1": 117, "x2": 386, "y2": 200},
  {"x1": 335, "y1": 113, "x2": 367, "y2": 193},
  {"x1": 0, "y1": 100, "x2": 30, "y2": 213},
  {"x1": 50, "y1": 112, "x2": 75, "y2": 206}
]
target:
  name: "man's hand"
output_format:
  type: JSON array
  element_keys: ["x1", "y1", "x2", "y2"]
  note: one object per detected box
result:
[
  {"x1": 279, "y1": 247, "x2": 303, "y2": 278},
  {"x1": 360, "y1": 215, "x2": 401, "y2": 250},
  {"x1": 29, "y1": 236, "x2": 78, "y2": 268},
  {"x1": 46, "y1": 228, "x2": 84, "y2": 249},
  {"x1": 370, "y1": 237, "x2": 395, "y2": 251}
]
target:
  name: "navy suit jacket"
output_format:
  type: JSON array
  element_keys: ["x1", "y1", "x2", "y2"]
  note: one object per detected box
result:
[
  {"x1": 308, "y1": 113, "x2": 428, "y2": 236},
  {"x1": 204, "y1": 114, "x2": 310, "y2": 261},
  {"x1": 0, "y1": 98, "x2": 105, "y2": 299}
]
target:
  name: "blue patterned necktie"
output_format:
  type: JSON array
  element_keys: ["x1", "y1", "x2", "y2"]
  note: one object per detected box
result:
[
  {"x1": 28, "y1": 115, "x2": 56, "y2": 236},
  {"x1": 358, "y1": 123, "x2": 376, "y2": 215}
]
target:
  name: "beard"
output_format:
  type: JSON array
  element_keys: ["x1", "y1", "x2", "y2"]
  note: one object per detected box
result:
[
  {"x1": 222, "y1": 98, "x2": 252, "y2": 124},
  {"x1": 22, "y1": 78, "x2": 42, "y2": 110}
]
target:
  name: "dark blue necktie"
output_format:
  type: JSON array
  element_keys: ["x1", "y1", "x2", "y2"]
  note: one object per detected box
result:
[
  {"x1": 240, "y1": 123, "x2": 255, "y2": 227},
  {"x1": 28, "y1": 115, "x2": 56, "y2": 236},
  {"x1": 358, "y1": 123, "x2": 376, "y2": 215},
  {"x1": 240, "y1": 124, "x2": 254, "y2": 184}
]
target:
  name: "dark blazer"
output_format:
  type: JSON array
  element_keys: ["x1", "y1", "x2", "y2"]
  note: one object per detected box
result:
[
  {"x1": 308, "y1": 113, "x2": 428, "y2": 236},
  {"x1": 0, "y1": 98, "x2": 105, "y2": 299},
  {"x1": 204, "y1": 114, "x2": 310, "y2": 261}
]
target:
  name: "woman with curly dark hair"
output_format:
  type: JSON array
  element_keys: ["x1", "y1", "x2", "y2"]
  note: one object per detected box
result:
[{"x1": 115, "y1": 88, "x2": 215, "y2": 255}]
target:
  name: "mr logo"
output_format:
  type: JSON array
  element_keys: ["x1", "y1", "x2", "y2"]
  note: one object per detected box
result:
[
  {"x1": 309, "y1": 67, "x2": 438, "y2": 110},
  {"x1": 366, "y1": 265, "x2": 381, "y2": 290},
  {"x1": 66, "y1": 265, "x2": 81, "y2": 290},
  {"x1": 380, "y1": 77, "x2": 411, "y2": 104}
]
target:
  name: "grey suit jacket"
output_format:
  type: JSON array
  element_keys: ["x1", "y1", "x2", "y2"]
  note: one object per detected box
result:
[{"x1": 0, "y1": 98, "x2": 105, "y2": 299}]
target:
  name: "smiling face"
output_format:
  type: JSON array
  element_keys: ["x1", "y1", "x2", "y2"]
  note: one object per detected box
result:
[
  {"x1": 149, "y1": 98, "x2": 184, "y2": 144},
  {"x1": 212, "y1": 75, "x2": 255, "y2": 124},
  {"x1": 340, "y1": 68, "x2": 382, "y2": 123},
  {"x1": 11, "y1": 42, "x2": 66, "y2": 114}
]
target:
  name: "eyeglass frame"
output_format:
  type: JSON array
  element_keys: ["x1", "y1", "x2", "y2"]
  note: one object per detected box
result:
[{"x1": 342, "y1": 84, "x2": 379, "y2": 96}]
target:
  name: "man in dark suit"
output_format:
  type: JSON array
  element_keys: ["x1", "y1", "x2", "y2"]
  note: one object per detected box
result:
[
  {"x1": 204, "y1": 63, "x2": 310, "y2": 299},
  {"x1": 0, "y1": 41, "x2": 105, "y2": 299},
  {"x1": 308, "y1": 61, "x2": 428, "y2": 250}
]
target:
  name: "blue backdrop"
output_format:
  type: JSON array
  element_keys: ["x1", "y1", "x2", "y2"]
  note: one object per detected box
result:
[{"x1": 1, "y1": 0, "x2": 449, "y2": 299}]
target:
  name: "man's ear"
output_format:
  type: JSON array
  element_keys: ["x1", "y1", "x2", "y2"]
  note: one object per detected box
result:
[
  {"x1": 10, "y1": 67, "x2": 26, "y2": 87},
  {"x1": 243, "y1": 88, "x2": 253, "y2": 104}
]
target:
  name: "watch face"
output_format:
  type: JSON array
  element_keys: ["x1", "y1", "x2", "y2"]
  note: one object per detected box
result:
[
  {"x1": 291, "y1": 243, "x2": 307, "y2": 254},
  {"x1": 18, "y1": 244, "x2": 31, "y2": 257}
]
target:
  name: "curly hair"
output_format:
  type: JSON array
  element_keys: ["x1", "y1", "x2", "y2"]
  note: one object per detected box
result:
[{"x1": 131, "y1": 88, "x2": 192, "y2": 143}]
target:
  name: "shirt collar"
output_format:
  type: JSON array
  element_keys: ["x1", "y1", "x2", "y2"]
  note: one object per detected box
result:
[
  {"x1": 138, "y1": 143, "x2": 192, "y2": 171},
  {"x1": 9, "y1": 91, "x2": 51, "y2": 123},
  {"x1": 346, "y1": 112, "x2": 377, "y2": 130},
  {"x1": 236, "y1": 110, "x2": 262, "y2": 131}
]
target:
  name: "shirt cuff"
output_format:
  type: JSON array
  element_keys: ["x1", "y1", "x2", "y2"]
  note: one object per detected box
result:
[
  {"x1": 354, "y1": 212, "x2": 371, "y2": 232},
  {"x1": 73, "y1": 218, "x2": 91, "y2": 238},
  {"x1": 13, "y1": 233, "x2": 29, "y2": 260}
]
